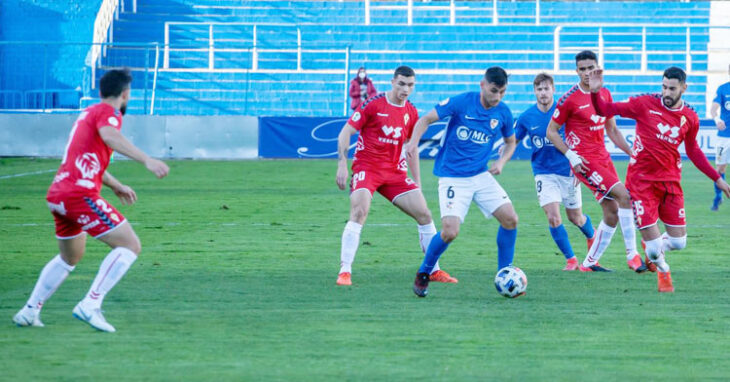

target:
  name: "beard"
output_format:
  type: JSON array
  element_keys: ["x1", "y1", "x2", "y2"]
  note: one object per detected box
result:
[{"x1": 663, "y1": 95, "x2": 679, "y2": 108}]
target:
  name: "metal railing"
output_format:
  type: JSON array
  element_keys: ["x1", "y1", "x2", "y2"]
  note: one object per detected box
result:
[{"x1": 0, "y1": 42, "x2": 160, "y2": 114}]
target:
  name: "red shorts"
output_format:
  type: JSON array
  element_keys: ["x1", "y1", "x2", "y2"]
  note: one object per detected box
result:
[
  {"x1": 350, "y1": 165, "x2": 419, "y2": 202},
  {"x1": 573, "y1": 158, "x2": 621, "y2": 202},
  {"x1": 626, "y1": 178, "x2": 685, "y2": 229},
  {"x1": 46, "y1": 194, "x2": 126, "y2": 239}
]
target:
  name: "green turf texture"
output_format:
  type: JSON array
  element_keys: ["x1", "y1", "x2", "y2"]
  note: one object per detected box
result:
[{"x1": 1, "y1": 158, "x2": 729, "y2": 381}]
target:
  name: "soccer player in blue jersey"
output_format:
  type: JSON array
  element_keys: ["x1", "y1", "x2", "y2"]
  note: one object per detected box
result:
[
  {"x1": 514, "y1": 73, "x2": 595, "y2": 271},
  {"x1": 710, "y1": 64, "x2": 730, "y2": 211},
  {"x1": 405, "y1": 66, "x2": 520, "y2": 297}
]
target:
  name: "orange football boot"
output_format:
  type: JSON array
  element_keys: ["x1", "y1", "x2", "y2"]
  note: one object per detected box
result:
[
  {"x1": 429, "y1": 270, "x2": 458, "y2": 283},
  {"x1": 336, "y1": 272, "x2": 352, "y2": 286},
  {"x1": 563, "y1": 257, "x2": 579, "y2": 271},
  {"x1": 657, "y1": 271, "x2": 674, "y2": 293}
]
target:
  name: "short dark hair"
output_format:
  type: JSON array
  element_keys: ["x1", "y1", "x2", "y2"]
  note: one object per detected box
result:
[
  {"x1": 484, "y1": 66, "x2": 508, "y2": 87},
  {"x1": 575, "y1": 50, "x2": 598, "y2": 64},
  {"x1": 99, "y1": 68, "x2": 132, "y2": 98},
  {"x1": 533, "y1": 73, "x2": 554, "y2": 87},
  {"x1": 663, "y1": 66, "x2": 686, "y2": 83},
  {"x1": 394, "y1": 65, "x2": 415, "y2": 78}
]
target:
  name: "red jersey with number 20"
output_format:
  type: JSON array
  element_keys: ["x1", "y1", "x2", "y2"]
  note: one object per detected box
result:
[
  {"x1": 552, "y1": 85, "x2": 613, "y2": 161},
  {"x1": 47, "y1": 103, "x2": 123, "y2": 197},
  {"x1": 346, "y1": 93, "x2": 419, "y2": 172}
]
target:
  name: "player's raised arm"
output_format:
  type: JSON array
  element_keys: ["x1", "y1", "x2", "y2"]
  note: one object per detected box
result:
[
  {"x1": 98, "y1": 126, "x2": 169, "y2": 178},
  {"x1": 336, "y1": 123, "x2": 357, "y2": 190},
  {"x1": 588, "y1": 69, "x2": 632, "y2": 156}
]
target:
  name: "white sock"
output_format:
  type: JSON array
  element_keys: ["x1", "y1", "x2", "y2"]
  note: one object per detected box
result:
[
  {"x1": 417, "y1": 222, "x2": 440, "y2": 273},
  {"x1": 82, "y1": 247, "x2": 137, "y2": 309},
  {"x1": 645, "y1": 237, "x2": 670, "y2": 272},
  {"x1": 26, "y1": 254, "x2": 75, "y2": 309},
  {"x1": 583, "y1": 221, "x2": 616, "y2": 267},
  {"x1": 339, "y1": 221, "x2": 362, "y2": 274},
  {"x1": 618, "y1": 208, "x2": 638, "y2": 259}
]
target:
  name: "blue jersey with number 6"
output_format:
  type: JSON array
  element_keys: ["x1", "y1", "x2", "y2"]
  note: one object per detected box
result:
[
  {"x1": 514, "y1": 102, "x2": 572, "y2": 177},
  {"x1": 433, "y1": 92, "x2": 514, "y2": 178}
]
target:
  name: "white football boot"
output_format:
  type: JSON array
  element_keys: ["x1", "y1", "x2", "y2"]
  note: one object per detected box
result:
[
  {"x1": 72, "y1": 302, "x2": 116, "y2": 333},
  {"x1": 13, "y1": 306, "x2": 44, "y2": 327}
]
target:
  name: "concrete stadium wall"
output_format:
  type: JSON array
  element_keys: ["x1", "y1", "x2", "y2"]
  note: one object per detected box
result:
[{"x1": 0, "y1": 114, "x2": 259, "y2": 159}]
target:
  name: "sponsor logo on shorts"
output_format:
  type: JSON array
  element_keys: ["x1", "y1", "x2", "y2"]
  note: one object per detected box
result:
[
  {"x1": 678, "y1": 208, "x2": 685, "y2": 218},
  {"x1": 77, "y1": 214, "x2": 91, "y2": 224},
  {"x1": 110, "y1": 213, "x2": 120, "y2": 223},
  {"x1": 82, "y1": 220, "x2": 101, "y2": 231},
  {"x1": 377, "y1": 113, "x2": 389, "y2": 117}
]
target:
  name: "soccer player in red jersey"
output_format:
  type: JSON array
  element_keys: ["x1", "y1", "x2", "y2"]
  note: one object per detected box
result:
[
  {"x1": 588, "y1": 66, "x2": 730, "y2": 292},
  {"x1": 13, "y1": 69, "x2": 169, "y2": 332},
  {"x1": 547, "y1": 50, "x2": 646, "y2": 273},
  {"x1": 334, "y1": 66, "x2": 456, "y2": 286}
]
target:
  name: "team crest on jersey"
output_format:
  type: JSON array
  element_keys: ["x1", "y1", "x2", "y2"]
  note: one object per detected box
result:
[
  {"x1": 352, "y1": 112, "x2": 361, "y2": 122},
  {"x1": 725, "y1": 101, "x2": 730, "y2": 111},
  {"x1": 75, "y1": 152, "x2": 101, "y2": 182},
  {"x1": 680, "y1": 115, "x2": 687, "y2": 127},
  {"x1": 108, "y1": 116, "x2": 119, "y2": 127},
  {"x1": 404, "y1": 113, "x2": 409, "y2": 125},
  {"x1": 439, "y1": 98, "x2": 450, "y2": 106},
  {"x1": 566, "y1": 131, "x2": 581, "y2": 149},
  {"x1": 490, "y1": 119, "x2": 499, "y2": 129}
]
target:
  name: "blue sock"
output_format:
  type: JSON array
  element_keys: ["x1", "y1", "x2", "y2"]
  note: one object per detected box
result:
[
  {"x1": 418, "y1": 232, "x2": 450, "y2": 274},
  {"x1": 549, "y1": 224, "x2": 575, "y2": 259},
  {"x1": 715, "y1": 173, "x2": 726, "y2": 200},
  {"x1": 579, "y1": 214, "x2": 594, "y2": 239},
  {"x1": 496, "y1": 226, "x2": 517, "y2": 270}
]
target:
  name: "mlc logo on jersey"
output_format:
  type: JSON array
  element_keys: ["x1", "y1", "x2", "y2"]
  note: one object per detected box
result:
[{"x1": 456, "y1": 126, "x2": 491, "y2": 144}]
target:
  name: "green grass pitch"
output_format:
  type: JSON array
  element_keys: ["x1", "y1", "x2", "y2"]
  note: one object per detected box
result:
[{"x1": 1, "y1": 157, "x2": 729, "y2": 381}]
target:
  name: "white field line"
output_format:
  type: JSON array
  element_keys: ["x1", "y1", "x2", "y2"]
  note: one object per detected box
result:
[{"x1": 0, "y1": 169, "x2": 56, "y2": 180}]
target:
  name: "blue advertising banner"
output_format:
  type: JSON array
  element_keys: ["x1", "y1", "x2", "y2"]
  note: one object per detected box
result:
[{"x1": 259, "y1": 117, "x2": 720, "y2": 159}]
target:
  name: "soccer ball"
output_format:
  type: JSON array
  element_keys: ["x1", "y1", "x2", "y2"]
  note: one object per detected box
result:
[{"x1": 494, "y1": 266, "x2": 527, "y2": 298}]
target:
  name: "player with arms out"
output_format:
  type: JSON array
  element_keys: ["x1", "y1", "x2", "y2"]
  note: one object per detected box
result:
[
  {"x1": 589, "y1": 66, "x2": 730, "y2": 292},
  {"x1": 335, "y1": 65, "x2": 457, "y2": 286},
  {"x1": 407, "y1": 66, "x2": 520, "y2": 297},
  {"x1": 547, "y1": 50, "x2": 646, "y2": 273},
  {"x1": 13, "y1": 68, "x2": 169, "y2": 332},
  {"x1": 710, "y1": 63, "x2": 730, "y2": 211},
  {"x1": 514, "y1": 73, "x2": 596, "y2": 271}
]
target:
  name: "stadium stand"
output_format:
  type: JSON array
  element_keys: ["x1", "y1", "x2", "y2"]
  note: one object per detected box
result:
[{"x1": 0, "y1": 1, "x2": 712, "y2": 116}]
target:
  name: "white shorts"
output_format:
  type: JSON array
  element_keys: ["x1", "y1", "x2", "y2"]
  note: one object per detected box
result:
[
  {"x1": 534, "y1": 174, "x2": 582, "y2": 209},
  {"x1": 438, "y1": 171, "x2": 511, "y2": 223},
  {"x1": 716, "y1": 136, "x2": 730, "y2": 165}
]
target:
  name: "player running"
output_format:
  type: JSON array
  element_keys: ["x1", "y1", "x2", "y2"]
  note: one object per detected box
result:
[
  {"x1": 514, "y1": 73, "x2": 596, "y2": 271},
  {"x1": 589, "y1": 66, "x2": 730, "y2": 292},
  {"x1": 335, "y1": 65, "x2": 457, "y2": 286},
  {"x1": 547, "y1": 50, "x2": 646, "y2": 273},
  {"x1": 710, "y1": 63, "x2": 730, "y2": 211},
  {"x1": 13, "y1": 68, "x2": 170, "y2": 332},
  {"x1": 407, "y1": 67, "x2": 520, "y2": 297}
]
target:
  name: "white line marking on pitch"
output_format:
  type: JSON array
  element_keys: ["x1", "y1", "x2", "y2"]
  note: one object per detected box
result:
[{"x1": 0, "y1": 169, "x2": 56, "y2": 180}]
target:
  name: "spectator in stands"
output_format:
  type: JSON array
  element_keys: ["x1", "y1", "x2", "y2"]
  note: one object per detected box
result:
[{"x1": 349, "y1": 67, "x2": 377, "y2": 112}]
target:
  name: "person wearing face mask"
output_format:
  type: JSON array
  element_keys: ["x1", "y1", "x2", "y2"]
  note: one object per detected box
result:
[{"x1": 349, "y1": 67, "x2": 378, "y2": 112}]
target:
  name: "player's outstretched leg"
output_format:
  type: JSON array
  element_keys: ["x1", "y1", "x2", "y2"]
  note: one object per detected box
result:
[
  {"x1": 14, "y1": 254, "x2": 76, "y2": 328},
  {"x1": 567, "y1": 210, "x2": 595, "y2": 254},
  {"x1": 493, "y1": 204, "x2": 518, "y2": 270},
  {"x1": 611, "y1": 185, "x2": 646, "y2": 272},
  {"x1": 417, "y1": 221, "x2": 457, "y2": 283},
  {"x1": 73, "y1": 222, "x2": 140, "y2": 333},
  {"x1": 13, "y1": 234, "x2": 84, "y2": 328},
  {"x1": 337, "y1": 190, "x2": 370, "y2": 286},
  {"x1": 580, "y1": 221, "x2": 615, "y2": 273}
]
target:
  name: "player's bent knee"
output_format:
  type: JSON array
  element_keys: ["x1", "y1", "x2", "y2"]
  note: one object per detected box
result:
[
  {"x1": 667, "y1": 235, "x2": 687, "y2": 251},
  {"x1": 644, "y1": 238, "x2": 662, "y2": 260},
  {"x1": 441, "y1": 228, "x2": 459, "y2": 243},
  {"x1": 548, "y1": 215, "x2": 562, "y2": 227}
]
